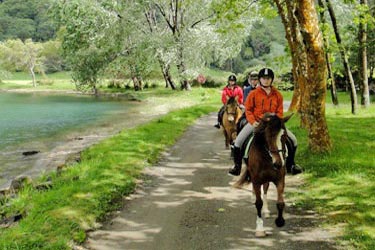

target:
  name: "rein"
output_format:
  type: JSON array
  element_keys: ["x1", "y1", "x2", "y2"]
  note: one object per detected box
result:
[
  {"x1": 225, "y1": 104, "x2": 239, "y2": 116},
  {"x1": 266, "y1": 126, "x2": 288, "y2": 169}
]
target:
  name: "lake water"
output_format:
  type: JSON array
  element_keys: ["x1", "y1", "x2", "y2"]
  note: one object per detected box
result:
[{"x1": 0, "y1": 92, "x2": 139, "y2": 188}]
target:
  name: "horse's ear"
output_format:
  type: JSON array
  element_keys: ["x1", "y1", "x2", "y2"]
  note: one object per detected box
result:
[{"x1": 283, "y1": 113, "x2": 294, "y2": 123}]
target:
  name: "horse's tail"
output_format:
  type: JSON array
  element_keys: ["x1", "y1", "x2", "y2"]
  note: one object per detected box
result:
[{"x1": 233, "y1": 169, "x2": 251, "y2": 189}]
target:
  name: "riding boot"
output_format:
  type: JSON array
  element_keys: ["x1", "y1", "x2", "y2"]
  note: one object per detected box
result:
[
  {"x1": 286, "y1": 146, "x2": 303, "y2": 175},
  {"x1": 228, "y1": 146, "x2": 242, "y2": 176},
  {"x1": 214, "y1": 110, "x2": 222, "y2": 129}
]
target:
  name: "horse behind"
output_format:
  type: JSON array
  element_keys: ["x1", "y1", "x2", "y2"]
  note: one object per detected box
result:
[
  {"x1": 234, "y1": 113, "x2": 293, "y2": 237},
  {"x1": 222, "y1": 97, "x2": 242, "y2": 149}
]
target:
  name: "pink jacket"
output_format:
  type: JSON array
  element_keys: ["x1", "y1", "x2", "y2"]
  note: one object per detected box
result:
[{"x1": 221, "y1": 85, "x2": 243, "y2": 105}]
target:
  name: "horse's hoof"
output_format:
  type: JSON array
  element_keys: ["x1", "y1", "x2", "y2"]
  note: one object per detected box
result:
[
  {"x1": 275, "y1": 217, "x2": 285, "y2": 227},
  {"x1": 255, "y1": 230, "x2": 266, "y2": 238}
]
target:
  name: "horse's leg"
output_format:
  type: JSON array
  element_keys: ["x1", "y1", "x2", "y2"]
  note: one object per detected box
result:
[
  {"x1": 253, "y1": 183, "x2": 266, "y2": 237},
  {"x1": 275, "y1": 179, "x2": 286, "y2": 227},
  {"x1": 223, "y1": 129, "x2": 229, "y2": 149},
  {"x1": 262, "y1": 182, "x2": 271, "y2": 218}
]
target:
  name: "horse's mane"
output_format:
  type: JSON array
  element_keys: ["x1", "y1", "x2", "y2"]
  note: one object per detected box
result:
[
  {"x1": 254, "y1": 113, "x2": 282, "y2": 135},
  {"x1": 226, "y1": 97, "x2": 237, "y2": 106}
]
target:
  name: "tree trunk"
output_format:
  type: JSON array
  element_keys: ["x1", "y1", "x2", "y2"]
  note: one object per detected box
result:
[
  {"x1": 274, "y1": 1, "x2": 309, "y2": 114},
  {"x1": 177, "y1": 43, "x2": 191, "y2": 90},
  {"x1": 29, "y1": 67, "x2": 36, "y2": 88},
  {"x1": 132, "y1": 76, "x2": 141, "y2": 91},
  {"x1": 158, "y1": 58, "x2": 176, "y2": 90},
  {"x1": 165, "y1": 68, "x2": 177, "y2": 90},
  {"x1": 325, "y1": 0, "x2": 358, "y2": 114},
  {"x1": 358, "y1": 0, "x2": 370, "y2": 107},
  {"x1": 318, "y1": 0, "x2": 338, "y2": 105},
  {"x1": 286, "y1": 1, "x2": 308, "y2": 115},
  {"x1": 296, "y1": 0, "x2": 331, "y2": 152}
]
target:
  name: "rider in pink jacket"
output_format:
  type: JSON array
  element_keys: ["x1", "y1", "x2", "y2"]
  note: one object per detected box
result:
[{"x1": 214, "y1": 75, "x2": 243, "y2": 129}]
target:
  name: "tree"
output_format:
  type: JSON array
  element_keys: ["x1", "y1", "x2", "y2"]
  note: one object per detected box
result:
[
  {"x1": 274, "y1": 0, "x2": 307, "y2": 113},
  {"x1": 325, "y1": 0, "x2": 358, "y2": 114},
  {"x1": 295, "y1": 0, "x2": 332, "y2": 152},
  {"x1": 52, "y1": 0, "x2": 125, "y2": 93},
  {"x1": 0, "y1": 0, "x2": 58, "y2": 41},
  {"x1": 318, "y1": 0, "x2": 339, "y2": 105},
  {"x1": 273, "y1": 0, "x2": 331, "y2": 152},
  {"x1": 357, "y1": 0, "x2": 371, "y2": 107},
  {"x1": 2, "y1": 39, "x2": 44, "y2": 87},
  {"x1": 39, "y1": 40, "x2": 64, "y2": 73},
  {"x1": 143, "y1": 2, "x2": 177, "y2": 89}
]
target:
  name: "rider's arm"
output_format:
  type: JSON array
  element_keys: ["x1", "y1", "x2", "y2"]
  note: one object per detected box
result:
[
  {"x1": 275, "y1": 91, "x2": 283, "y2": 118},
  {"x1": 236, "y1": 87, "x2": 244, "y2": 105},
  {"x1": 221, "y1": 87, "x2": 228, "y2": 105},
  {"x1": 245, "y1": 91, "x2": 257, "y2": 125}
]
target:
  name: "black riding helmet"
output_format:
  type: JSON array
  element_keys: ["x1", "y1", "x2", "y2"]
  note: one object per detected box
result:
[
  {"x1": 228, "y1": 74, "x2": 237, "y2": 82},
  {"x1": 258, "y1": 68, "x2": 274, "y2": 82}
]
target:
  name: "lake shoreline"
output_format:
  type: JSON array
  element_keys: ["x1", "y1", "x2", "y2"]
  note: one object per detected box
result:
[
  {"x1": 0, "y1": 90, "x2": 207, "y2": 191},
  {"x1": 0, "y1": 88, "x2": 145, "y2": 104}
]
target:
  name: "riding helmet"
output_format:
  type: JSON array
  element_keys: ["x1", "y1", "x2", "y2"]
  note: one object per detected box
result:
[
  {"x1": 228, "y1": 74, "x2": 237, "y2": 82},
  {"x1": 249, "y1": 71, "x2": 258, "y2": 80},
  {"x1": 258, "y1": 68, "x2": 274, "y2": 81}
]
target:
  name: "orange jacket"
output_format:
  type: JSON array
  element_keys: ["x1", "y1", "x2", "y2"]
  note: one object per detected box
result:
[{"x1": 244, "y1": 86, "x2": 283, "y2": 125}]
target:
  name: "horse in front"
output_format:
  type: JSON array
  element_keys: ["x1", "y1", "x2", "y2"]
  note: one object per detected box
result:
[{"x1": 234, "y1": 113, "x2": 293, "y2": 237}]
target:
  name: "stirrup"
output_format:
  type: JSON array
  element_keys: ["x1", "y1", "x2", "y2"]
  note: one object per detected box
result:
[
  {"x1": 214, "y1": 123, "x2": 221, "y2": 129},
  {"x1": 291, "y1": 165, "x2": 302, "y2": 175}
]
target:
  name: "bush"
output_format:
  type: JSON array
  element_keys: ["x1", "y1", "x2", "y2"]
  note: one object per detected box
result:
[
  {"x1": 200, "y1": 76, "x2": 225, "y2": 88},
  {"x1": 107, "y1": 79, "x2": 124, "y2": 88},
  {"x1": 37, "y1": 79, "x2": 55, "y2": 86}
]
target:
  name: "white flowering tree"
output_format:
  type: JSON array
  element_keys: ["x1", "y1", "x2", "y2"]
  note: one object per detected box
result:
[{"x1": 53, "y1": 0, "x2": 262, "y2": 91}]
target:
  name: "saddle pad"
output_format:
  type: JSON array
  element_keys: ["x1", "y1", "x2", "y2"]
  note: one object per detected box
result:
[{"x1": 243, "y1": 133, "x2": 254, "y2": 159}]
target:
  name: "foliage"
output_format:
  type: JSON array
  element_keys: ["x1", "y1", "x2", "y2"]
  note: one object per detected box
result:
[
  {"x1": 0, "y1": 0, "x2": 58, "y2": 42},
  {"x1": 39, "y1": 40, "x2": 64, "y2": 73},
  {"x1": 52, "y1": 0, "x2": 122, "y2": 91},
  {"x1": 0, "y1": 39, "x2": 46, "y2": 86}
]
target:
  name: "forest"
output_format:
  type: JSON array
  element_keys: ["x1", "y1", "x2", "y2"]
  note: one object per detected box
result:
[{"x1": 1, "y1": 0, "x2": 374, "y2": 90}]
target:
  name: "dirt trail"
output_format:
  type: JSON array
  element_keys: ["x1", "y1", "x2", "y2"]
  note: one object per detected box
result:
[{"x1": 86, "y1": 113, "x2": 341, "y2": 250}]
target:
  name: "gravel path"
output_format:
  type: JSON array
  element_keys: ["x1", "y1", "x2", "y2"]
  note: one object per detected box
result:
[{"x1": 85, "y1": 113, "x2": 342, "y2": 250}]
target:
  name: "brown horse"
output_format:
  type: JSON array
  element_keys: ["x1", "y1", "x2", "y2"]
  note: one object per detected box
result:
[
  {"x1": 221, "y1": 97, "x2": 243, "y2": 149},
  {"x1": 234, "y1": 113, "x2": 293, "y2": 237}
]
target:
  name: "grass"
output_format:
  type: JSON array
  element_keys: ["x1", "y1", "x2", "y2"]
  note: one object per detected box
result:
[
  {"x1": 286, "y1": 96, "x2": 375, "y2": 250},
  {"x1": 0, "y1": 90, "x2": 218, "y2": 249},
  {"x1": 0, "y1": 69, "x2": 232, "y2": 92}
]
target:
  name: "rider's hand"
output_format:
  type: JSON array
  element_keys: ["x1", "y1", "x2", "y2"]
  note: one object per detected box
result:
[{"x1": 253, "y1": 122, "x2": 259, "y2": 127}]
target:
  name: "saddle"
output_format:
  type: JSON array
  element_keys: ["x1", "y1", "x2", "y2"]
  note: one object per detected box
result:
[
  {"x1": 236, "y1": 113, "x2": 294, "y2": 166},
  {"x1": 236, "y1": 113, "x2": 253, "y2": 164}
]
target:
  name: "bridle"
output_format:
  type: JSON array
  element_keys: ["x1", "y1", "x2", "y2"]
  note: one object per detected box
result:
[
  {"x1": 225, "y1": 103, "x2": 239, "y2": 116},
  {"x1": 267, "y1": 124, "x2": 288, "y2": 169}
]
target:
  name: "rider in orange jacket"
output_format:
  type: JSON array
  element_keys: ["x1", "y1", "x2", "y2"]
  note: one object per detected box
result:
[{"x1": 228, "y1": 68, "x2": 303, "y2": 176}]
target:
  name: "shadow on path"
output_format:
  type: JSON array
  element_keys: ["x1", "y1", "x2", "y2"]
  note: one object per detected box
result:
[{"x1": 86, "y1": 113, "x2": 340, "y2": 250}]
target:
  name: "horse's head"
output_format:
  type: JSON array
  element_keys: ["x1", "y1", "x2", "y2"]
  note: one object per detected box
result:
[
  {"x1": 257, "y1": 113, "x2": 294, "y2": 169},
  {"x1": 224, "y1": 97, "x2": 239, "y2": 123}
]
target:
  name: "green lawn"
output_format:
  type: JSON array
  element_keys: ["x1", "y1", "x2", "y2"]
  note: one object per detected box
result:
[{"x1": 287, "y1": 98, "x2": 375, "y2": 250}]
